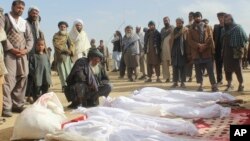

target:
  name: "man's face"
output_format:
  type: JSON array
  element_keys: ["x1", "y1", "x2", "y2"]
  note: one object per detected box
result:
[
  {"x1": 91, "y1": 40, "x2": 95, "y2": 45},
  {"x1": 218, "y1": 16, "x2": 224, "y2": 25},
  {"x1": 75, "y1": 23, "x2": 82, "y2": 32},
  {"x1": 194, "y1": 16, "x2": 202, "y2": 23},
  {"x1": 163, "y1": 18, "x2": 170, "y2": 26},
  {"x1": 125, "y1": 28, "x2": 132, "y2": 34},
  {"x1": 188, "y1": 15, "x2": 193, "y2": 22},
  {"x1": 136, "y1": 28, "x2": 140, "y2": 33},
  {"x1": 90, "y1": 57, "x2": 101, "y2": 66},
  {"x1": 100, "y1": 41, "x2": 104, "y2": 46},
  {"x1": 29, "y1": 9, "x2": 39, "y2": 21},
  {"x1": 12, "y1": 4, "x2": 25, "y2": 16},
  {"x1": 148, "y1": 25, "x2": 155, "y2": 30},
  {"x1": 176, "y1": 20, "x2": 183, "y2": 28},
  {"x1": 224, "y1": 16, "x2": 232, "y2": 26},
  {"x1": 59, "y1": 24, "x2": 67, "y2": 31}
]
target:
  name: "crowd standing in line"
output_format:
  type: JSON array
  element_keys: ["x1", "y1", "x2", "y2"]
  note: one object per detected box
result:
[{"x1": 0, "y1": 0, "x2": 250, "y2": 118}]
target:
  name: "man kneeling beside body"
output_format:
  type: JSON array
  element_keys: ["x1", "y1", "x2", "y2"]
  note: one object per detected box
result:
[{"x1": 65, "y1": 48, "x2": 112, "y2": 108}]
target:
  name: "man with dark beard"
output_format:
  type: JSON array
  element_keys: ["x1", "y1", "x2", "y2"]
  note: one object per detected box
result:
[
  {"x1": 188, "y1": 12, "x2": 218, "y2": 92},
  {"x1": 170, "y1": 18, "x2": 188, "y2": 88},
  {"x1": 26, "y1": 6, "x2": 46, "y2": 103},
  {"x1": 144, "y1": 21, "x2": 162, "y2": 83},
  {"x1": 221, "y1": 14, "x2": 248, "y2": 92},
  {"x1": 2, "y1": 0, "x2": 33, "y2": 117},
  {"x1": 123, "y1": 25, "x2": 140, "y2": 82},
  {"x1": 160, "y1": 17, "x2": 174, "y2": 83},
  {"x1": 213, "y1": 12, "x2": 226, "y2": 85}
]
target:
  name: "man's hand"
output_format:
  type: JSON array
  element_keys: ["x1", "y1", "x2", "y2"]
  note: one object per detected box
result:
[
  {"x1": 198, "y1": 44, "x2": 207, "y2": 53},
  {"x1": 10, "y1": 48, "x2": 20, "y2": 55},
  {"x1": 19, "y1": 48, "x2": 28, "y2": 56}
]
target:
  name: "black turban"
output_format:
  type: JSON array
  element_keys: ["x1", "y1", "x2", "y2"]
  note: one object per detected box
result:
[
  {"x1": 58, "y1": 21, "x2": 68, "y2": 27},
  {"x1": 194, "y1": 12, "x2": 202, "y2": 18},
  {"x1": 148, "y1": 21, "x2": 155, "y2": 26}
]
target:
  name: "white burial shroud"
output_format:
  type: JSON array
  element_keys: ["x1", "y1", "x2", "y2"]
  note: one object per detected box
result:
[{"x1": 72, "y1": 107, "x2": 198, "y2": 136}]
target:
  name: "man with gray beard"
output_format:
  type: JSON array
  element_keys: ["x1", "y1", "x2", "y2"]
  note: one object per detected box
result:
[{"x1": 123, "y1": 25, "x2": 140, "y2": 82}]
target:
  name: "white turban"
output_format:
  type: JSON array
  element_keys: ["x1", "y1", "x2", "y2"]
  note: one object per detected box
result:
[
  {"x1": 73, "y1": 19, "x2": 84, "y2": 26},
  {"x1": 28, "y1": 6, "x2": 40, "y2": 13}
]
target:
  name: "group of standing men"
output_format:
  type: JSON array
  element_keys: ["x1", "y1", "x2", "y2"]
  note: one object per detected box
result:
[
  {"x1": 113, "y1": 11, "x2": 249, "y2": 93},
  {"x1": 0, "y1": 0, "x2": 112, "y2": 117}
]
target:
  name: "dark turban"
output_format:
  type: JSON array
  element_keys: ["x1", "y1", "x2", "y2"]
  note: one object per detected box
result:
[
  {"x1": 194, "y1": 12, "x2": 202, "y2": 18},
  {"x1": 88, "y1": 48, "x2": 103, "y2": 59},
  {"x1": 217, "y1": 12, "x2": 226, "y2": 17},
  {"x1": 58, "y1": 21, "x2": 68, "y2": 27},
  {"x1": 148, "y1": 21, "x2": 155, "y2": 26}
]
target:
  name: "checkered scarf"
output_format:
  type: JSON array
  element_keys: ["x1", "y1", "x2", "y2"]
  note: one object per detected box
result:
[{"x1": 222, "y1": 24, "x2": 248, "y2": 48}]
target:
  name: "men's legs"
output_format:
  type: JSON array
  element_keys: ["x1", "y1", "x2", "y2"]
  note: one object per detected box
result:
[
  {"x1": 194, "y1": 63, "x2": 203, "y2": 91},
  {"x1": 57, "y1": 62, "x2": 67, "y2": 87},
  {"x1": 11, "y1": 75, "x2": 28, "y2": 109},
  {"x1": 205, "y1": 60, "x2": 217, "y2": 85},
  {"x1": 3, "y1": 75, "x2": 16, "y2": 111},
  {"x1": 162, "y1": 60, "x2": 170, "y2": 80},
  {"x1": 185, "y1": 63, "x2": 193, "y2": 82},
  {"x1": 145, "y1": 64, "x2": 153, "y2": 82},
  {"x1": 215, "y1": 59, "x2": 223, "y2": 84},
  {"x1": 205, "y1": 60, "x2": 218, "y2": 91},
  {"x1": 180, "y1": 66, "x2": 186, "y2": 83},
  {"x1": 172, "y1": 66, "x2": 178, "y2": 83},
  {"x1": 119, "y1": 54, "x2": 126, "y2": 78},
  {"x1": 0, "y1": 75, "x2": 4, "y2": 116},
  {"x1": 41, "y1": 84, "x2": 50, "y2": 94},
  {"x1": 234, "y1": 62, "x2": 244, "y2": 91}
]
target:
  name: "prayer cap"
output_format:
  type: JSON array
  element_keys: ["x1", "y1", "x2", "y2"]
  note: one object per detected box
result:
[
  {"x1": 58, "y1": 21, "x2": 68, "y2": 27},
  {"x1": 88, "y1": 48, "x2": 103, "y2": 59},
  {"x1": 194, "y1": 12, "x2": 202, "y2": 18},
  {"x1": 148, "y1": 21, "x2": 155, "y2": 26},
  {"x1": 28, "y1": 6, "x2": 39, "y2": 13},
  {"x1": 73, "y1": 19, "x2": 84, "y2": 26}
]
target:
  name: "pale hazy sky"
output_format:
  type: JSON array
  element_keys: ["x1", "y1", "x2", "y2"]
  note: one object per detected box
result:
[{"x1": 1, "y1": 0, "x2": 250, "y2": 50}]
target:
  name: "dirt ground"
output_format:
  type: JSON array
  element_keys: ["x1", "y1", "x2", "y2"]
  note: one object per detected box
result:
[{"x1": 1, "y1": 67, "x2": 250, "y2": 141}]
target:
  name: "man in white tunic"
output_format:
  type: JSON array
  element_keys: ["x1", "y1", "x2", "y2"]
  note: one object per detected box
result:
[{"x1": 69, "y1": 19, "x2": 91, "y2": 63}]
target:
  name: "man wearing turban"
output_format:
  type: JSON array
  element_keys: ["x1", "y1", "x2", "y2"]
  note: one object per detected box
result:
[
  {"x1": 53, "y1": 21, "x2": 75, "y2": 92},
  {"x1": 69, "y1": 19, "x2": 91, "y2": 63},
  {"x1": 65, "y1": 48, "x2": 111, "y2": 108}
]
